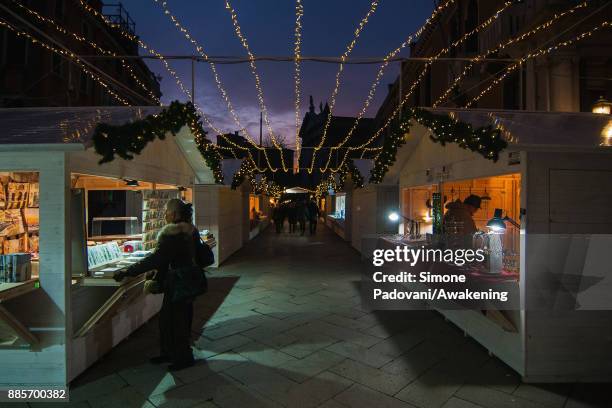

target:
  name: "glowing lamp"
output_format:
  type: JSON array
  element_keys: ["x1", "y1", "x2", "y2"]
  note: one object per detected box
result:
[
  {"x1": 388, "y1": 212, "x2": 400, "y2": 222},
  {"x1": 592, "y1": 96, "x2": 612, "y2": 115}
]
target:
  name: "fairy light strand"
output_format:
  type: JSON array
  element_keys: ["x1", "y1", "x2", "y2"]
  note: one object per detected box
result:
[
  {"x1": 75, "y1": 0, "x2": 225, "y2": 136},
  {"x1": 294, "y1": 0, "x2": 304, "y2": 172},
  {"x1": 306, "y1": 0, "x2": 381, "y2": 174},
  {"x1": 320, "y1": 0, "x2": 456, "y2": 173},
  {"x1": 434, "y1": 1, "x2": 588, "y2": 107},
  {"x1": 12, "y1": 0, "x2": 160, "y2": 105},
  {"x1": 153, "y1": 0, "x2": 278, "y2": 173},
  {"x1": 0, "y1": 19, "x2": 129, "y2": 105},
  {"x1": 366, "y1": 21, "x2": 612, "y2": 169},
  {"x1": 336, "y1": 3, "x2": 594, "y2": 167},
  {"x1": 466, "y1": 20, "x2": 611, "y2": 107},
  {"x1": 224, "y1": 0, "x2": 289, "y2": 172}
]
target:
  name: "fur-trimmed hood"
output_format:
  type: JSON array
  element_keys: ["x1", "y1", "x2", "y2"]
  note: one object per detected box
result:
[{"x1": 157, "y1": 222, "x2": 198, "y2": 240}]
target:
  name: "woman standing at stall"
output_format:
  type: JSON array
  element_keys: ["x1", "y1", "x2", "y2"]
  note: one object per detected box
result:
[{"x1": 113, "y1": 199, "x2": 213, "y2": 371}]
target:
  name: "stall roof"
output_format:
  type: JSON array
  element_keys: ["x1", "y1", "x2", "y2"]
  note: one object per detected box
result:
[
  {"x1": 0, "y1": 106, "x2": 162, "y2": 146},
  {"x1": 426, "y1": 108, "x2": 612, "y2": 148}
]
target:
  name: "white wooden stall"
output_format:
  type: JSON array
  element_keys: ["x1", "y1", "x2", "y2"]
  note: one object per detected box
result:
[
  {"x1": 369, "y1": 109, "x2": 612, "y2": 382},
  {"x1": 0, "y1": 107, "x2": 221, "y2": 388}
]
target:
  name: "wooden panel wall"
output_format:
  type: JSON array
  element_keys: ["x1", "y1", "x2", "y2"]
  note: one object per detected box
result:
[{"x1": 0, "y1": 150, "x2": 69, "y2": 386}]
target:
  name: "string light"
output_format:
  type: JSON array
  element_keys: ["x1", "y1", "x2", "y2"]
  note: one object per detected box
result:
[
  {"x1": 335, "y1": 4, "x2": 595, "y2": 167},
  {"x1": 320, "y1": 0, "x2": 456, "y2": 173},
  {"x1": 306, "y1": 0, "x2": 381, "y2": 174},
  {"x1": 12, "y1": 0, "x2": 160, "y2": 105},
  {"x1": 153, "y1": 0, "x2": 278, "y2": 173},
  {"x1": 294, "y1": 0, "x2": 304, "y2": 172},
  {"x1": 0, "y1": 19, "x2": 129, "y2": 105},
  {"x1": 329, "y1": 0, "x2": 508, "y2": 171},
  {"x1": 224, "y1": 0, "x2": 289, "y2": 172},
  {"x1": 75, "y1": 0, "x2": 225, "y2": 137},
  {"x1": 466, "y1": 20, "x2": 611, "y2": 107},
  {"x1": 434, "y1": 1, "x2": 588, "y2": 107}
]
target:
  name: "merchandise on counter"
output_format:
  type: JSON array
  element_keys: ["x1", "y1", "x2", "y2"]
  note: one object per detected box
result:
[
  {"x1": 27, "y1": 183, "x2": 39, "y2": 208},
  {"x1": 0, "y1": 182, "x2": 6, "y2": 209},
  {"x1": 141, "y1": 189, "x2": 180, "y2": 251},
  {"x1": 6, "y1": 182, "x2": 29, "y2": 210},
  {"x1": 0, "y1": 209, "x2": 25, "y2": 237},
  {"x1": 0, "y1": 253, "x2": 32, "y2": 283},
  {"x1": 24, "y1": 208, "x2": 39, "y2": 231},
  {"x1": 87, "y1": 241, "x2": 123, "y2": 270}
]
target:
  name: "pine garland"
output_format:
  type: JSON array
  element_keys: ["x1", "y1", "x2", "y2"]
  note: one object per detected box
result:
[
  {"x1": 369, "y1": 108, "x2": 507, "y2": 184},
  {"x1": 93, "y1": 101, "x2": 224, "y2": 183},
  {"x1": 337, "y1": 159, "x2": 364, "y2": 190}
]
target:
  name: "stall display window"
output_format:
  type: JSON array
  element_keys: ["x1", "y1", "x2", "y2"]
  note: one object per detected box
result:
[
  {"x1": 335, "y1": 194, "x2": 346, "y2": 219},
  {"x1": 0, "y1": 172, "x2": 39, "y2": 283}
]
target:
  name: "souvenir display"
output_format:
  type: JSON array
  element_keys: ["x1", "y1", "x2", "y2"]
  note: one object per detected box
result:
[
  {"x1": 0, "y1": 253, "x2": 31, "y2": 283},
  {"x1": 0, "y1": 183, "x2": 6, "y2": 210},
  {"x1": 0, "y1": 210, "x2": 25, "y2": 237},
  {"x1": 141, "y1": 190, "x2": 179, "y2": 250},
  {"x1": 27, "y1": 183, "x2": 39, "y2": 208},
  {"x1": 6, "y1": 182, "x2": 29, "y2": 210}
]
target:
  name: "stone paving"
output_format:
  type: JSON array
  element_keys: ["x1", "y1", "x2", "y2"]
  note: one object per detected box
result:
[{"x1": 30, "y1": 224, "x2": 612, "y2": 407}]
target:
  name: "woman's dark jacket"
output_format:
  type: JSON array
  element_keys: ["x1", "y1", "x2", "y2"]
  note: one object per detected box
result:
[{"x1": 121, "y1": 222, "x2": 214, "y2": 291}]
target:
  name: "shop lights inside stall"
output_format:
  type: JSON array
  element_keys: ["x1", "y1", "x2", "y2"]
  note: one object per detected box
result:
[{"x1": 593, "y1": 96, "x2": 612, "y2": 115}]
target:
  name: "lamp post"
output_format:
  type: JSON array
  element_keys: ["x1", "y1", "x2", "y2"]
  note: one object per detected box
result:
[{"x1": 592, "y1": 96, "x2": 612, "y2": 115}]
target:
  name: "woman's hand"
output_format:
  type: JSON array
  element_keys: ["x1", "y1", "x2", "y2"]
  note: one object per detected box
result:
[{"x1": 113, "y1": 271, "x2": 128, "y2": 282}]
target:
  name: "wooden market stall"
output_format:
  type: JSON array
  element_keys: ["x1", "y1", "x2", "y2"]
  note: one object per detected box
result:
[
  {"x1": 370, "y1": 109, "x2": 612, "y2": 382},
  {"x1": 0, "y1": 106, "x2": 218, "y2": 388}
]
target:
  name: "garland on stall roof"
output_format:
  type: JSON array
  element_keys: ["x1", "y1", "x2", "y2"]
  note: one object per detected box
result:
[
  {"x1": 335, "y1": 159, "x2": 364, "y2": 190},
  {"x1": 93, "y1": 101, "x2": 224, "y2": 183},
  {"x1": 230, "y1": 159, "x2": 283, "y2": 198},
  {"x1": 369, "y1": 108, "x2": 507, "y2": 184}
]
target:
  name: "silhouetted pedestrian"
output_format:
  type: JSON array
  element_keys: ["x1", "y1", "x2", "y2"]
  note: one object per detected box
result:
[{"x1": 307, "y1": 199, "x2": 320, "y2": 235}]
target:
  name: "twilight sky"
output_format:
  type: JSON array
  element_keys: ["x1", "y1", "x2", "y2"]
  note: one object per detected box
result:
[{"x1": 121, "y1": 0, "x2": 434, "y2": 146}]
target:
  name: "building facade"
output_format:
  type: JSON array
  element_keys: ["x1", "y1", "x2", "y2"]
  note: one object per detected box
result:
[
  {"x1": 376, "y1": 0, "x2": 612, "y2": 123},
  {"x1": 0, "y1": 0, "x2": 160, "y2": 107}
]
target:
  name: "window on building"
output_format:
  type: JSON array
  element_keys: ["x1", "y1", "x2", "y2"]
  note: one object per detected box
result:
[
  {"x1": 503, "y1": 71, "x2": 521, "y2": 110},
  {"x1": 52, "y1": 53, "x2": 63, "y2": 76},
  {"x1": 579, "y1": 59, "x2": 612, "y2": 112},
  {"x1": 7, "y1": 31, "x2": 27, "y2": 65},
  {"x1": 82, "y1": 22, "x2": 90, "y2": 40},
  {"x1": 80, "y1": 71, "x2": 90, "y2": 95},
  {"x1": 55, "y1": 0, "x2": 64, "y2": 20},
  {"x1": 465, "y1": 0, "x2": 478, "y2": 54}
]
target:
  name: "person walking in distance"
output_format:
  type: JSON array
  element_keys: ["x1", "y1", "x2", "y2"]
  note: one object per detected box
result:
[
  {"x1": 288, "y1": 202, "x2": 298, "y2": 233},
  {"x1": 307, "y1": 198, "x2": 320, "y2": 235},
  {"x1": 114, "y1": 199, "x2": 214, "y2": 371},
  {"x1": 296, "y1": 199, "x2": 308, "y2": 236}
]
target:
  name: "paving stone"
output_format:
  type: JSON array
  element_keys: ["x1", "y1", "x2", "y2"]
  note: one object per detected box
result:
[
  {"x1": 319, "y1": 399, "x2": 351, "y2": 408},
  {"x1": 368, "y1": 331, "x2": 426, "y2": 358},
  {"x1": 280, "y1": 333, "x2": 339, "y2": 358},
  {"x1": 463, "y1": 358, "x2": 520, "y2": 395},
  {"x1": 330, "y1": 359, "x2": 413, "y2": 396},
  {"x1": 195, "y1": 334, "x2": 254, "y2": 358},
  {"x1": 334, "y1": 383, "x2": 419, "y2": 408},
  {"x1": 276, "y1": 350, "x2": 346, "y2": 383},
  {"x1": 381, "y1": 341, "x2": 452, "y2": 379},
  {"x1": 234, "y1": 341, "x2": 298, "y2": 367},
  {"x1": 203, "y1": 320, "x2": 257, "y2": 340},
  {"x1": 224, "y1": 363, "x2": 298, "y2": 404},
  {"x1": 281, "y1": 371, "x2": 353, "y2": 408},
  {"x1": 87, "y1": 386, "x2": 154, "y2": 408},
  {"x1": 323, "y1": 314, "x2": 376, "y2": 330},
  {"x1": 456, "y1": 385, "x2": 549, "y2": 408},
  {"x1": 70, "y1": 373, "x2": 128, "y2": 402},
  {"x1": 293, "y1": 321, "x2": 381, "y2": 348},
  {"x1": 512, "y1": 384, "x2": 570, "y2": 408},
  {"x1": 325, "y1": 341, "x2": 394, "y2": 368},
  {"x1": 441, "y1": 397, "x2": 485, "y2": 408},
  {"x1": 395, "y1": 368, "x2": 464, "y2": 408},
  {"x1": 117, "y1": 363, "x2": 182, "y2": 397}
]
